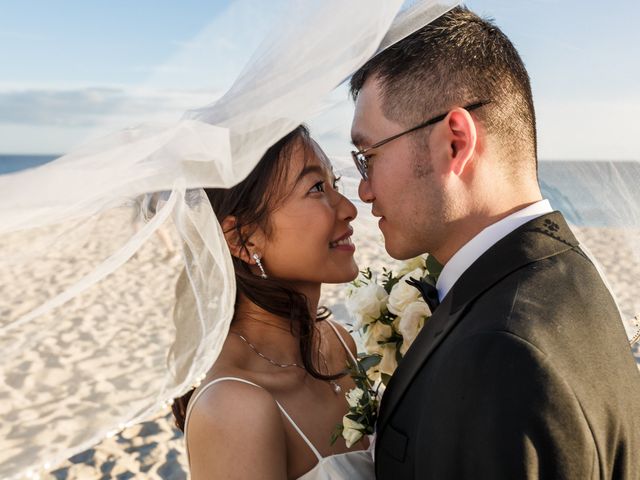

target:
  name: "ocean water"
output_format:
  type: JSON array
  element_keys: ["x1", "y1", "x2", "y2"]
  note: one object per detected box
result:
[
  {"x1": 1, "y1": 155, "x2": 638, "y2": 227},
  {"x1": 0, "y1": 154, "x2": 58, "y2": 174}
]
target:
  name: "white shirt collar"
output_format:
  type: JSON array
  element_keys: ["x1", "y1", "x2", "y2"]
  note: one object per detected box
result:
[{"x1": 436, "y1": 199, "x2": 553, "y2": 301}]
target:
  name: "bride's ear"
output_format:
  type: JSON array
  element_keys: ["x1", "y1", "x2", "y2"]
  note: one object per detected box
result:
[{"x1": 220, "y1": 215, "x2": 264, "y2": 264}]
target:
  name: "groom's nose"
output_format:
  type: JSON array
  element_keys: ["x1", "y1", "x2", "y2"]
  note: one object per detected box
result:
[{"x1": 358, "y1": 178, "x2": 374, "y2": 204}]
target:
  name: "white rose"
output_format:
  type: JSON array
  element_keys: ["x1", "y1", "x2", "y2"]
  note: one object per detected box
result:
[
  {"x1": 397, "y1": 255, "x2": 427, "y2": 276},
  {"x1": 346, "y1": 387, "x2": 365, "y2": 409},
  {"x1": 387, "y1": 268, "x2": 423, "y2": 316},
  {"x1": 363, "y1": 321, "x2": 393, "y2": 355},
  {"x1": 395, "y1": 301, "x2": 430, "y2": 355},
  {"x1": 342, "y1": 417, "x2": 364, "y2": 448},
  {"x1": 378, "y1": 344, "x2": 398, "y2": 376},
  {"x1": 346, "y1": 282, "x2": 389, "y2": 330}
]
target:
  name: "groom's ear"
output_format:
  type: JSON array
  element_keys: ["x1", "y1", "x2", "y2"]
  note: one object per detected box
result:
[{"x1": 441, "y1": 107, "x2": 478, "y2": 177}]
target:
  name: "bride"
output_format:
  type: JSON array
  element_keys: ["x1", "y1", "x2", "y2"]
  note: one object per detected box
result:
[
  {"x1": 0, "y1": 3, "x2": 467, "y2": 478},
  {"x1": 172, "y1": 125, "x2": 375, "y2": 479}
]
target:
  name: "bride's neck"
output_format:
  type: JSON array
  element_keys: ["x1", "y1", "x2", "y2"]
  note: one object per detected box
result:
[
  {"x1": 234, "y1": 280, "x2": 321, "y2": 327},
  {"x1": 230, "y1": 294, "x2": 316, "y2": 361}
]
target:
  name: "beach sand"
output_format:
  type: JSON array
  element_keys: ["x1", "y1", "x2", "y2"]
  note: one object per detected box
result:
[{"x1": 2, "y1": 220, "x2": 637, "y2": 479}]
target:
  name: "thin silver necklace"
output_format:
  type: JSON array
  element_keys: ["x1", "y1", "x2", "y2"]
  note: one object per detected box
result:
[
  {"x1": 233, "y1": 332, "x2": 302, "y2": 368},
  {"x1": 231, "y1": 332, "x2": 342, "y2": 394}
]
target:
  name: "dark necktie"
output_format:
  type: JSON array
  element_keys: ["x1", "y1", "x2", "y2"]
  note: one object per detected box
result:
[{"x1": 406, "y1": 276, "x2": 440, "y2": 312}]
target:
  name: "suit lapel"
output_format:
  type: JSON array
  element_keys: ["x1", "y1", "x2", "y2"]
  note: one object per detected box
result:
[
  {"x1": 376, "y1": 292, "x2": 462, "y2": 430},
  {"x1": 376, "y1": 211, "x2": 580, "y2": 433}
]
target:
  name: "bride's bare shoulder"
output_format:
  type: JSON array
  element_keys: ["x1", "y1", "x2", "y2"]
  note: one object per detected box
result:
[
  {"x1": 188, "y1": 377, "x2": 281, "y2": 428},
  {"x1": 187, "y1": 378, "x2": 287, "y2": 479}
]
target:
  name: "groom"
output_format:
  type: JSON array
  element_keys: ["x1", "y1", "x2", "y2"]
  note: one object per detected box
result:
[{"x1": 350, "y1": 6, "x2": 640, "y2": 479}]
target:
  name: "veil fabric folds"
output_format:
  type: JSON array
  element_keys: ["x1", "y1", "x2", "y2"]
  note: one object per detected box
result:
[
  {"x1": 538, "y1": 160, "x2": 640, "y2": 343},
  {"x1": 0, "y1": 1, "x2": 461, "y2": 477},
  {"x1": 1, "y1": 1, "x2": 638, "y2": 478}
]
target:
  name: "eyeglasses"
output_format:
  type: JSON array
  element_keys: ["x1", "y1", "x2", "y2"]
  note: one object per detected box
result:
[{"x1": 351, "y1": 101, "x2": 490, "y2": 181}]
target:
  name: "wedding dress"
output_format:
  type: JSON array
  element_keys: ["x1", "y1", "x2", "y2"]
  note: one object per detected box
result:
[{"x1": 183, "y1": 321, "x2": 375, "y2": 479}]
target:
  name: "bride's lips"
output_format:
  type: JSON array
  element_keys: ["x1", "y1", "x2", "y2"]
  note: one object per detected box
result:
[{"x1": 329, "y1": 227, "x2": 355, "y2": 252}]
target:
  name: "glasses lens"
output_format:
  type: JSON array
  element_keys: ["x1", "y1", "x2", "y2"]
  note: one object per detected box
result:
[{"x1": 351, "y1": 151, "x2": 367, "y2": 180}]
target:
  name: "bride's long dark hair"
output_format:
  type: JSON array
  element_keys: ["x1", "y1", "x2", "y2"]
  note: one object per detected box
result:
[{"x1": 172, "y1": 125, "x2": 344, "y2": 432}]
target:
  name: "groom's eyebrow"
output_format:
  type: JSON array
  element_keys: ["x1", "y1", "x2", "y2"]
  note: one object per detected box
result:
[{"x1": 351, "y1": 132, "x2": 370, "y2": 148}]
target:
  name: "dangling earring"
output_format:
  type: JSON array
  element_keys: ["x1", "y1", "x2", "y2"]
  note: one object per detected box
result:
[{"x1": 252, "y1": 253, "x2": 268, "y2": 279}]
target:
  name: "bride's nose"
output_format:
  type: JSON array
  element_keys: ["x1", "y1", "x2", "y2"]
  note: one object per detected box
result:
[{"x1": 337, "y1": 193, "x2": 357, "y2": 222}]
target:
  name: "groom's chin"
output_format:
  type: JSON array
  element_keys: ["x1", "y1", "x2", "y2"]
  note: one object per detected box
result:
[
  {"x1": 382, "y1": 233, "x2": 427, "y2": 261},
  {"x1": 383, "y1": 239, "x2": 413, "y2": 261}
]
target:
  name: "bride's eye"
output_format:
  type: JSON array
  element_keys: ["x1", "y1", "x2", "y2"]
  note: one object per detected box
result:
[
  {"x1": 309, "y1": 181, "x2": 326, "y2": 193},
  {"x1": 332, "y1": 176, "x2": 342, "y2": 191}
]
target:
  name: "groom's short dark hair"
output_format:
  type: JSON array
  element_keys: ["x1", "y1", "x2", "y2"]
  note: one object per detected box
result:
[{"x1": 350, "y1": 6, "x2": 537, "y2": 175}]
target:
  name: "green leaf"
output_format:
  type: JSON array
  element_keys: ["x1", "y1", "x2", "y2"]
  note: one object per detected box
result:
[
  {"x1": 358, "y1": 353, "x2": 382, "y2": 372},
  {"x1": 330, "y1": 424, "x2": 344, "y2": 445},
  {"x1": 383, "y1": 274, "x2": 401, "y2": 293},
  {"x1": 426, "y1": 255, "x2": 443, "y2": 280},
  {"x1": 361, "y1": 267, "x2": 373, "y2": 280},
  {"x1": 395, "y1": 345, "x2": 404, "y2": 363}
]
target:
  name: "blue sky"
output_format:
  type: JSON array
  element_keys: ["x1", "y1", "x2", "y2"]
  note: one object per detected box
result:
[{"x1": 1, "y1": 0, "x2": 638, "y2": 160}]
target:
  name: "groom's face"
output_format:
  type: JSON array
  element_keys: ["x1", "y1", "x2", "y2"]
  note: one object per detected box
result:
[{"x1": 351, "y1": 78, "x2": 447, "y2": 260}]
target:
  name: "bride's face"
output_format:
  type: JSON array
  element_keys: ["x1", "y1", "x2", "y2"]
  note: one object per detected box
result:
[{"x1": 259, "y1": 138, "x2": 359, "y2": 285}]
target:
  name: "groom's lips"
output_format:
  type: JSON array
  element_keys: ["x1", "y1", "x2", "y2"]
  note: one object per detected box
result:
[{"x1": 371, "y1": 207, "x2": 385, "y2": 226}]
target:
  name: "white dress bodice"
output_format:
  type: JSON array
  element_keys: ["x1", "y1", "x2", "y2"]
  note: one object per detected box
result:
[{"x1": 184, "y1": 321, "x2": 375, "y2": 479}]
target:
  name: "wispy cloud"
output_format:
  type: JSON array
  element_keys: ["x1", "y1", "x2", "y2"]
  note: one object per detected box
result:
[
  {"x1": 129, "y1": 64, "x2": 200, "y2": 75},
  {"x1": 0, "y1": 87, "x2": 220, "y2": 127}
]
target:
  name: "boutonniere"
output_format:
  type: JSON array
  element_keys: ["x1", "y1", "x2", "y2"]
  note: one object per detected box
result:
[{"x1": 405, "y1": 273, "x2": 440, "y2": 312}]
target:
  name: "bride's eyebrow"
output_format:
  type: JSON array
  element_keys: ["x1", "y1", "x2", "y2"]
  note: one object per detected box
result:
[{"x1": 296, "y1": 165, "x2": 326, "y2": 182}]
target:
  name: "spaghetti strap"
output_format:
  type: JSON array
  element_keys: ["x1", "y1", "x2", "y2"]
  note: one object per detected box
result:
[
  {"x1": 326, "y1": 320, "x2": 358, "y2": 367},
  {"x1": 184, "y1": 376, "x2": 323, "y2": 462},
  {"x1": 276, "y1": 401, "x2": 323, "y2": 461}
]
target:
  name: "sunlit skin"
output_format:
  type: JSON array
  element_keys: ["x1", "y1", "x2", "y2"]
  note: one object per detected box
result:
[
  {"x1": 257, "y1": 138, "x2": 359, "y2": 304},
  {"x1": 351, "y1": 76, "x2": 542, "y2": 264},
  {"x1": 187, "y1": 137, "x2": 367, "y2": 480}
]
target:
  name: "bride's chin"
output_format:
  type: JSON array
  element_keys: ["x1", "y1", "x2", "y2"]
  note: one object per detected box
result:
[
  {"x1": 347, "y1": 263, "x2": 360, "y2": 280},
  {"x1": 326, "y1": 263, "x2": 360, "y2": 284}
]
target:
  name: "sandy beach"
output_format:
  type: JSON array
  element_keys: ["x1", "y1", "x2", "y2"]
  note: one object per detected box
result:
[{"x1": 1, "y1": 214, "x2": 638, "y2": 479}]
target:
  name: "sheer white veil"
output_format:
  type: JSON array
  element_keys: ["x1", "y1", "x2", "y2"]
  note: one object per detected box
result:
[
  {"x1": 0, "y1": 1, "x2": 461, "y2": 477},
  {"x1": 1, "y1": 1, "x2": 638, "y2": 477}
]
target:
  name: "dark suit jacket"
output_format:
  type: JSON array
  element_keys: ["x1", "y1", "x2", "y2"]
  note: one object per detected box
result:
[{"x1": 375, "y1": 212, "x2": 640, "y2": 479}]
